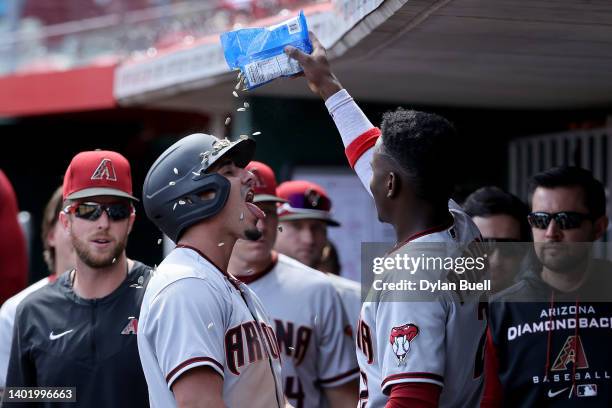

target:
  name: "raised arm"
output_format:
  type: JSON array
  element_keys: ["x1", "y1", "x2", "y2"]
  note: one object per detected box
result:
[{"x1": 285, "y1": 34, "x2": 379, "y2": 195}]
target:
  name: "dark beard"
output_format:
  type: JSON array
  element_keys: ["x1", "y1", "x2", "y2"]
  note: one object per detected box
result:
[
  {"x1": 244, "y1": 228, "x2": 263, "y2": 241},
  {"x1": 72, "y1": 234, "x2": 127, "y2": 268}
]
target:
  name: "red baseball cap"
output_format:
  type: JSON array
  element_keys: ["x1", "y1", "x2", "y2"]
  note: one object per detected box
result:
[
  {"x1": 63, "y1": 150, "x2": 138, "y2": 201},
  {"x1": 276, "y1": 180, "x2": 340, "y2": 227},
  {"x1": 245, "y1": 161, "x2": 287, "y2": 203}
]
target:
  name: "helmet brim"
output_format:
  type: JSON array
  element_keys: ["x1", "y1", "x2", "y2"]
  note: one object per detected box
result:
[{"x1": 207, "y1": 137, "x2": 255, "y2": 170}]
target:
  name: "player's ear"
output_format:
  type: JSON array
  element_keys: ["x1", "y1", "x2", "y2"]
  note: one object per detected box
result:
[
  {"x1": 59, "y1": 210, "x2": 71, "y2": 230},
  {"x1": 127, "y1": 205, "x2": 136, "y2": 234},
  {"x1": 386, "y1": 171, "x2": 399, "y2": 198}
]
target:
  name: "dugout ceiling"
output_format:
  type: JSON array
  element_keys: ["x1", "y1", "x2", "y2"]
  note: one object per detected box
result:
[{"x1": 114, "y1": 0, "x2": 612, "y2": 111}]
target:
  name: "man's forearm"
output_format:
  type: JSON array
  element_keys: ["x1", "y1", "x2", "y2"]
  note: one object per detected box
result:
[{"x1": 324, "y1": 89, "x2": 377, "y2": 193}]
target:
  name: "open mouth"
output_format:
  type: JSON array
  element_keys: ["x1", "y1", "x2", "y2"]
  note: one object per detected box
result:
[
  {"x1": 92, "y1": 238, "x2": 111, "y2": 244},
  {"x1": 245, "y1": 189, "x2": 254, "y2": 203}
]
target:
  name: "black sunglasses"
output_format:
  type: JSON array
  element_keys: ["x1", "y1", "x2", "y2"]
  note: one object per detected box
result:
[
  {"x1": 527, "y1": 211, "x2": 591, "y2": 230},
  {"x1": 64, "y1": 202, "x2": 132, "y2": 221}
]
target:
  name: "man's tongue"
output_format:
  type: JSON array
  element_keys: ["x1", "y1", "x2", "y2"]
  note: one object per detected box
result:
[{"x1": 246, "y1": 202, "x2": 265, "y2": 220}]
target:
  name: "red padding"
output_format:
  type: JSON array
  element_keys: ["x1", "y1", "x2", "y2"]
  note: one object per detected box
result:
[{"x1": 0, "y1": 64, "x2": 116, "y2": 117}]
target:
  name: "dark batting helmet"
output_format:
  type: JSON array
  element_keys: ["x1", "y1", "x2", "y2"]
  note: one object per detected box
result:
[{"x1": 142, "y1": 133, "x2": 255, "y2": 242}]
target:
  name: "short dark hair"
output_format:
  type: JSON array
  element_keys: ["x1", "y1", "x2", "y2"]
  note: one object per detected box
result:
[
  {"x1": 381, "y1": 108, "x2": 457, "y2": 203},
  {"x1": 463, "y1": 186, "x2": 531, "y2": 241},
  {"x1": 42, "y1": 186, "x2": 64, "y2": 272},
  {"x1": 528, "y1": 166, "x2": 606, "y2": 219}
]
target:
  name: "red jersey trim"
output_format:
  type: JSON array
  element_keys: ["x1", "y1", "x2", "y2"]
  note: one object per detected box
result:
[
  {"x1": 318, "y1": 367, "x2": 360, "y2": 385},
  {"x1": 388, "y1": 220, "x2": 454, "y2": 255},
  {"x1": 175, "y1": 244, "x2": 243, "y2": 289},
  {"x1": 237, "y1": 251, "x2": 279, "y2": 284},
  {"x1": 166, "y1": 357, "x2": 224, "y2": 384},
  {"x1": 387, "y1": 219, "x2": 455, "y2": 255},
  {"x1": 382, "y1": 372, "x2": 444, "y2": 391},
  {"x1": 345, "y1": 128, "x2": 381, "y2": 168}
]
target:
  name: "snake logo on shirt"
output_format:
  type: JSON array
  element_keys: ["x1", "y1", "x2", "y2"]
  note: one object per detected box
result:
[{"x1": 389, "y1": 323, "x2": 419, "y2": 365}]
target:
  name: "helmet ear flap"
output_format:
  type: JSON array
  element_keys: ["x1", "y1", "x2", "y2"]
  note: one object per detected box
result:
[{"x1": 172, "y1": 174, "x2": 231, "y2": 242}]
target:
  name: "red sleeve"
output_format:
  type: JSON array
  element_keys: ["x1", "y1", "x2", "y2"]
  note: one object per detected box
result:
[
  {"x1": 481, "y1": 328, "x2": 503, "y2": 407},
  {"x1": 0, "y1": 170, "x2": 28, "y2": 305},
  {"x1": 385, "y1": 382, "x2": 441, "y2": 408},
  {"x1": 345, "y1": 128, "x2": 380, "y2": 168}
]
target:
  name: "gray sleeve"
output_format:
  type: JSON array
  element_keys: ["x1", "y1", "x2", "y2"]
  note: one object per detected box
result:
[{"x1": 316, "y1": 285, "x2": 359, "y2": 387}]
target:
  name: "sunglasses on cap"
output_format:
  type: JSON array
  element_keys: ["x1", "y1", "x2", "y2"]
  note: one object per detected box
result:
[
  {"x1": 527, "y1": 211, "x2": 592, "y2": 230},
  {"x1": 64, "y1": 202, "x2": 132, "y2": 222},
  {"x1": 286, "y1": 190, "x2": 331, "y2": 212}
]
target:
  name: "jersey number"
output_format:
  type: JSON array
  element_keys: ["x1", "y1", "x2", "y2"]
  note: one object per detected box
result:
[
  {"x1": 359, "y1": 370, "x2": 368, "y2": 408},
  {"x1": 285, "y1": 376, "x2": 304, "y2": 408},
  {"x1": 473, "y1": 296, "x2": 488, "y2": 378}
]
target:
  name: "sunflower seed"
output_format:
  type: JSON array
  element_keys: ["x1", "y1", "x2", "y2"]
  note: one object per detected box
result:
[
  {"x1": 239, "y1": 135, "x2": 249, "y2": 140},
  {"x1": 232, "y1": 91, "x2": 238, "y2": 98},
  {"x1": 218, "y1": 242, "x2": 225, "y2": 247},
  {"x1": 169, "y1": 181, "x2": 176, "y2": 186},
  {"x1": 173, "y1": 168, "x2": 178, "y2": 175},
  {"x1": 237, "y1": 107, "x2": 245, "y2": 112},
  {"x1": 225, "y1": 117, "x2": 231, "y2": 126},
  {"x1": 252, "y1": 131, "x2": 261, "y2": 136},
  {"x1": 240, "y1": 212, "x2": 244, "y2": 220},
  {"x1": 192, "y1": 171, "x2": 200, "y2": 176},
  {"x1": 288, "y1": 347, "x2": 295, "y2": 351},
  {"x1": 179, "y1": 200, "x2": 186, "y2": 205},
  {"x1": 243, "y1": 102, "x2": 249, "y2": 108},
  {"x1": 157, "y1": 238, "x2": 162, "y2": 245},
  {"x1": 208, "y1": 322, "x2": 214, "y2": 329},
  {"x1": 173, "y1": 202, "x2": 178, "y2": 211},
  {"x1": 235, "y1": 82, "x2": 241, "y2": 90},
  {"x1": 112, "y1": 257, "x2": 117, "y2": 264}
]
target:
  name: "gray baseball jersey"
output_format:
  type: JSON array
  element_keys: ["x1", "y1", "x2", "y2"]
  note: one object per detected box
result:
[
  {"x1": 138, "y1": 246, "x2": 284, "y2": 408},
  {"x1": 324, "y1": 273, "x2": 361, "y2": 337},
  {"x1": 0, "y1": 277, "x2": 50, "y2": 388},
  {"x1": 241, "y1": 253, "x2": 359, "y2": 408},
  {"x1": 323, "y1": 92, "x2": 488, "y2": 407},
  {"x1": 356, "y1": 201, "x2": 487, "y2": 407}
]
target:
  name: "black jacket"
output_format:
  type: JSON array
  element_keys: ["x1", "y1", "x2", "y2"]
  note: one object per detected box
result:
[
  {"x1": 3, "y1": 262, "x2": 151, "y2": 408},
  {"x1": 487, "y1": 259, "x2": 612, "y2": 407}
]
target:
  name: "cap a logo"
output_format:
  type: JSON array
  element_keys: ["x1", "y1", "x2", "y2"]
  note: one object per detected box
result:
[
  {"x1": 121, "y1": 317, "x2": 138, "y2": 335},
  {"x1": 91, "y1": 158, "x2": 117, "y2": 181},
  {"x1": 551, "y1": 335, "x2": 589, "y2": 371},
  {"x1": 389, "y1": 323, "x2": 419, "y2": 366},
  {"x1": 306, "y1": 189, "x2": 320, "y2": 207}
]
